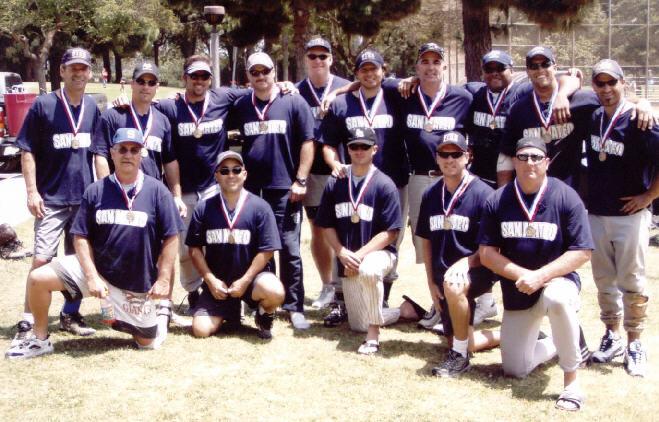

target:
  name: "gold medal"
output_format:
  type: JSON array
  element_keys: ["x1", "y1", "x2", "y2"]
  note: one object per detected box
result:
[
  {"x1": 526, "y1": 224, "x2": 536, "y2": 237},
  {"x1": 193, "y1": 127, "x2": 203, "y2": 138},
  {"x1": 126, "y1": 210, "x2": 135, "y2": 224},
  {"x1": 228, "y1": 231, "x2": 236, "y2": 244},
  {"x1": 490, "y1": 120, "x2": 497, "y2": 130},
  {"x1": 598, "y1": 151, "x2": 607, "y2": 162},
  {"x1": 443, "y1": 218, "x2": 452, "y2": 230},
  {"x1": 71, "y1": 136, "x2": 79, "y2": 150},
  {"x1": 141, "y1": 147, "x2": 148, "y2": 158},
  {"x1": 350, "y1": 212, "x2": 360, "y2": 224},
  {"x1": 423, "y1": 121, "x2": 433, "y2": 132},
  {"x1": 259, "y1": 121, "x2": 268, "y2": 132}
]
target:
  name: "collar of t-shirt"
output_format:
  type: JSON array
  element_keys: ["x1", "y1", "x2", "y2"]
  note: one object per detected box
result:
[
  {"x1": 351, "y1": 174, "x2": 366, "y2": 191},
  {"x1": 221, "y1": 195, "x2": 236, "y2": 219}
]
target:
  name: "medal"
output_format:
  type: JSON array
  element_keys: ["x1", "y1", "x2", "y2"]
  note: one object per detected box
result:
[
  {"x1": 351, "y1": 212, "x2": 360, "y2": 224},
  {"x1": 111, "y1": 171, "x2": 145, "y2": 225},
  {"x1": 219, "y1": 189, "x2": 248, "y2": 245},
  {"x1": 183, "y1": 92, "x2": 209, "y2": 139},
  {"x1": 228, "y1": 231, "x2": 236, "y2": 244},
  {"x1": 259, "y1": 121, "x2": 268, "y2": 132},
  {"x1": 441, "y1": 173, "x2": 473, "y2": 230},
  {"x1": 485, "y1": 83, "x2": 511, "y2": 131},
  {"x1": 59, "y1": 88, "x2": 86, "y2": 149},
  {"x1": 252, "y1": 89, "x2": 279, "y2": 134},
  {"x1": 598, "y1": 151, "x2": 607, "y2": 162},
  {"x1": 348, "y1": 165, "x2": 377, "y2": 224},
  {"x1": 489, "y1": 120, "x2": 497, "y2": 130},
  {"x1": 71, "y1": 136, "x2": 79, "y2": 149},
  {"x1": 141, "y1": 148, "x2": 148, "y2": 158},
  {"x1": 305, "y1": 75, "x2": 335, "y2": 112},
  {"x1": 443, "y1": 218, "x2": 452, "y2": 230},
  {"x1": 532, "y1": 89, "x2": 557, "y2": 144},
  {"x1": 597, "y1": 99, "x2": 628, "y2": 163},
  {"x1": 126, "y1": 211, "x2": 135, "y2": 224},
  {"x1": 129, "y1": 102, "x2": 154, "y2": 146},
  {"x1": 358, "y1": 88, "x2": 384, "y2": 128},
  {"x1": 526, "y1": 224, "x2": 536, "y2": 237},
  {"x1": 513, "y1": 176, "x2": 548, "y2": 239},
  {"x1": 193, "y1": 127, "x2": 203, "y2": 138},
  {"x1": 423, "y1": 121, "x2": 434, "y2": 132},
  {"x1": 417, "y1": 83, "x2": 447, "y2": 132}
]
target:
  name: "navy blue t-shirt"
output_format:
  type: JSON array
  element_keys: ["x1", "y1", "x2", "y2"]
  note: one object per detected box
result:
[
  {"x1": 477, "y1": 177, "x2": 594, "y2": 310},
  {"x1": 185, "y1": 190, "x2": 281, "y2": 284},
  {"x1": 415, "y1": 175, "x2": 495, "y2": 284},
  {"x1": 501, "y1": 89, "x2": 599, "y2": 188},
  {"x1": 227, "y1": 92, "x2": 315, "y2": 190},
  {"x1": 155, "y1": 87, "x2": 249, "y2": 194},
  {"x1": 315, "y1": 167, "x2": 402, "y2": 277},
  {"x1": 320, "y1": 89, "x2": 409, "y2": 187},
  {"x1": 92, "y1": 106, "x2": 174, "y2": 180},
  {"x1": 16, "y1": 92, "x2": 100, "y2": 206},
  {"x1": 296, "y1": 75, "x2": 351, "y2": 175},
  {"x1": 586, "y1": 105, "x2": 659, "y2": 216},
  {"x1": 70, "y1": 174, "x2": 182, "y2": 292}
]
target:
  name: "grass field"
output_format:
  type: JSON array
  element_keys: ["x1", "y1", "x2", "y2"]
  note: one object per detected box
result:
[{"x1": 1, "y1": 214, "x2": 658, "y2": 421}]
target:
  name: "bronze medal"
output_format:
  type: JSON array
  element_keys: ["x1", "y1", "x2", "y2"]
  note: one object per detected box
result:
[
  {"x1": 542, "y1": 128, "x2": 552, "y2": 143},
  {"x1": 526, "y1": 224, "x2": 536, "y2": 237},
  {"x1": 71, "y1": 136, "x2": 80, "y2": 150},
  {"x1": 126, "y1": 210, "x2": 135, "y2": 224},
  {"x1": 193, "y1": 127, "x2": 203, "y2": 139},
  {"x1": 228, "y1": 231, "x2": 236, "y2": 244},
  {"x1": 443, "y1": 218, "x2": 452, "y2": 230},
  {"x1": 423, "y1": 121, "x2": 433, "y2": 132},
  {"x1": 259, "y1": 121, "x2": 268, "y2": 132},
  {"x1": 351, "y1": 212, "x2": 360, "y2": 224},
  {"x1": 141, "y1": 147, "x2": 148, "y2": 158},
  {"x1": 490, "y1": 120, "x2": 497, "y2": 130},
  {"x1": 598, "y1": 151, "x2": 607, "y2": 162}
]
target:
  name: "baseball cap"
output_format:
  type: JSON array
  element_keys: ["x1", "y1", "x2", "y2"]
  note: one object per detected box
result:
[
  {"x1": 516, "y1": 137, "x2": 547, "y2": 154},
  {"x1": 112, "y1": 128, "x2": 144, "y2": 146},
  {"x1": 417, "y1": 42, "x2": 445, "y2": 60},
  {"x1": 525, "y1": 46, "x2": 555, "y2": 65},
  {"x1": 354, "y1": 49, "x2": 384, "y2": 71},
  {"x1": 305, "y1": 37, "x2": 331, "y2": 53},
  {"x1": 215, "y1": 151, "x2": 244, "y2": 170},
  {"x1": 347, "y1": 127, "x2": 376, "y2": 146},
  {"x1": 185, "y1": 61, "x2": 212, "y2": 75},
  {"x1": 482, "y1": 50, "x2": 513, "y2": 68},
  {"x1": 246, "y1": 52, "x2": 275, "y2": 71},
  {"x1": 592, "y1": 59, "x2": 624, "y2": 80},
  {"x1": 437, "y1": 131, "x2": 468, "y2": 152},
  {"x1": 133, "y1": 62, "x2": 159, "y2": 80},
  {"x1": 61, "y1": 48, "x2": 92, "y2": 67}
]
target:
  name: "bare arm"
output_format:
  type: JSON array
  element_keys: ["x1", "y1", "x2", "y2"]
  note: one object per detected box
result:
[
  {"x1": 355, "y1": 229, "x2": 398, "y2": 260},
  {"x1": 323, "y1": 226, "x2": 361, "y2": 274},
  {"x1": 323, "y1": 144, "x2": 347, "y2": 178},
  {"x1": 189, "y1": 246, "x2": 228, "y2": 300},
  {"x1": 74, "y1": 235, "x2": 108, "y2": 298},
  {"x1": 148, "y1": 234, "x2": 178, "y2": 299},
  {"x1": 320, "y1": 80, "x2": 360, "y2": 115},
  {"x1": 94, "y1": 154, "x2": 111, "y2": 180},
  {"x1": 21, "y1": 151, "x2": 45, "y2": 218},
  {"x1": 163, "y1": 160, "x2": 186, "y2": 217},
  {"x1": 620, "y1": 169, "x2": 659, "y2": 214},
  {"x1": 290, "y1": 140, "x2": 315, "y2": 202},
  {"x1": 422, "y1": 238, "x2": 443, "y2": 309},
  {"x1": 552, "y1": 73, "x2": 582, "y2": 124}
]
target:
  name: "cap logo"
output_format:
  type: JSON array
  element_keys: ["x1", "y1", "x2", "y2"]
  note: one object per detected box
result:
[
  {"x1": 70, "y1": 49, "x2": 87, "y2": 59},
  {"x1": 443, "y1": 132, "x2": 459, "y2": 142},
  {"x1": 143, "y1": 63, "x2": 153, "y2": 70},
  {"x1": 126, "y1": 129, "x2": 137, "y2": 138},
  {"x1": 355, "y1": 128, "x2": 364, "y2": 138},
  {"x1": 361, "y1": 51, "x2": 376, "y2": 61}
]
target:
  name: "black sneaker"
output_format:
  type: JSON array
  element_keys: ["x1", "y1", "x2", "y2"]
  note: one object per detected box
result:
[
  {"x1": 255, "y1": 310, "x2": 275, "y2": 339},
  {"x1": 323, "y1": 302, "x2": 347, "y2": 327},
  {"x1": 59, "y1": 312, "x2": 96, "y2": 336},
  {"x1": 591, "y1": 329, "x2": 624, "y2": 363},
  {"x1": 10, "y1": 320, "x2": 33, "y2": 347},
  {"x1": 432, "y1": 349, "x2": 470, "y2": 378}
]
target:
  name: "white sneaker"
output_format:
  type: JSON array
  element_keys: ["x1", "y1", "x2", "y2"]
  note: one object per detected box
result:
[
  {"x1": 5, "y1": 335, "x2": 54, "y2": 360},
  {"x1": 473, "y1": 299, "x2": 497, "y2": 326},
  {"x1": 624, "y1": 340, "x2": 647, "y2": 377},
  {"x1": 431, "y1": 323, "x2": 445, "y2": 335},
  {"x1": 312, "y1": 285, "x2": 336, "y2": 309},
  {"x1": 418, "y1": 305, "x2": 441, "y2": 330},
  {"x1": 290, "y1": 311, "x2": 310, "y2": 330}
]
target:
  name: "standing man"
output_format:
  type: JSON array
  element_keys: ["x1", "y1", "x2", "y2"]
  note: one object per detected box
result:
[
  {"x1": 9, "y1": 47, "x2": 99, "y2": 348},
  {"x1": 315, "y1": 127, "x2": 402, "y2": 354},
  {"x1": 228, "y1": 52, "x2": 315, "y2": 329},
  {"x1": 186, "y1": 151, "x2": 285, "y2": 339},
  {"x1": 479, "y1": 137, "x2": 593, "y2": 411},
  {"x1": 296, "y1": 37, "x2": 351, "y2": 309},
  {"x1": 5, "y1": 128, "x2": 181, "y2": 359},
  {"x1": 586, "y1": 60, "x2": 658, "y2": 377}
]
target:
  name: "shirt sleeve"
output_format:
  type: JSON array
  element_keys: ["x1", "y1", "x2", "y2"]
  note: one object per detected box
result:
[
  {"x1": 70, "y1": 187, "x2": 94, "y2": 238},
  {"x1": 255, "y1": 202, "x2": 282, "y2": 251},
  {"x1": 318, "y1": 104, "x2": 342, "y2": 148},
  {"x1": 15, "y1": 101, "x2": 41, "y2": 153},
  {"x1": 415, "y1": 189, "x2": 432, "y2": 239},
  {"x1": 477, "y1": 193, "x2": 502, "y2": 247},
  {"x1": 500, "y1": 102, "x2": 520, "y2": 157},
  {"x1": 90, "y1": 112, "x2": 113, "y2": 158},
  {"x1": 293, "y1": 95, "x2": 316, "y2": 142},
  {"x1": 314, "y1": 178, "x2": 337, "y2": 228},
  {"x1": 160, "y1": 117, "x2": 176, "y2": 164},
  {"x1": 378, "y1": 183, "x2": 403, "y2": 232},
  {"x1": 184, "y1": 200, "x2": 207, "y2": 247},
  {"x1": 156, "y1": 185, "x2": 183, "y2": 239},
  {"x1": 563, "y1": 188, "x2": 594, "y2": 251}
]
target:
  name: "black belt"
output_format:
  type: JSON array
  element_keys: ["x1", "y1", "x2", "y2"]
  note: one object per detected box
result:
[{"x1": 410, "y1": 169, "x2": 440, "y2": 177}]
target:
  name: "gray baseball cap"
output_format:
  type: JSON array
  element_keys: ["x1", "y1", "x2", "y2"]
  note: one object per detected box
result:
[
  {"x1": 592, "y1": 59, "x2": 624, "y2": 80},
  {"x1": 215, "y1": 151, "x2": 244, "y2": 171}
]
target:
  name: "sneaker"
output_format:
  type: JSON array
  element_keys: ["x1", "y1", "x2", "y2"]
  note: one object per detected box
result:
[
  {"x1": 431, "y1": 323, "x2": 445, "y2": 336},
  {"x1": 324, "y1": 302, "x2": 348, "y2": 327},
  {"x1": 357, "y1": 340, "x2": 380, "y2": 355},
  {"x1": 591, "y1": 329, "x2": 624, "y2": 363},
  {"x1": 432, "y1": 349, "x2": 470, "y2": 378},
  {"x1": 290, "y1": 311, "x2": 310, "y2": 330},
  {"x1": 624, "y1": 340, "x2": 647, "y2": 377},
  {"x1": 59, "y1": 312, "x2": 96, "y2": 336},
  {"x1": 10, "y1": 320, "x2": 33, "y2": 347},
  {"x1": 312, "y1": 285, "x2": 335, "y2": 309},
  {"x1": 255, "y1": 310, "x2": 275, "y2": 339},
  {"x1": 579, "y1": 344, "x2": 592, "y2": 368},
  {"x1": 5, "y1": 335, "x2": 54, "y2": 360},
  {"x1": 418, "y1": 305, "x2": 441, "y2": 330},
  {"x1": 473, "y1": 299, "x2": 497, "y2": 326}
]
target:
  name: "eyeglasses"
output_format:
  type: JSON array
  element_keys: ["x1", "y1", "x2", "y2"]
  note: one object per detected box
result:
[
  {"x1": 188, "y1": 72, "x2": 211, "y2": 81},
  {"x1": 307, "y1": 54, "x2": 329, "y2": 61},
  {"x1": 135, "y1": 78, "x2": 157, "y2": 87},
  {"x1": 516, "y1": 153, "x2": 546, "y2": 163},
  {"x1": 483, "y1": 65, "x2": 506, "y2": 74},
  {"x1": 249, "y1": 68, "x2": 272, "y2": 77},
  {"x1": 348, "y1": 143, "x2": 372, "y2": 151},
  {"x1": 436, "y1": 151, "x2": 465, "y2": 159},
  {"x1": 217, "y1": 166, "x2": 243, "y2": 175},
  {"x1": 114, "y1": 145, "x2": 142, "y2": 155},
  {"x1": 593, "y1": 79, "x2": 618, "y2": 88},
  {"x1": 527, "y1": 61, "x2": 552, "y2": 70}
]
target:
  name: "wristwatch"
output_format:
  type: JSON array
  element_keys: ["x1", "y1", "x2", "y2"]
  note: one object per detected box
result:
[{"x1": 295, "y1": 177, "x2": 307, "y2": 187}]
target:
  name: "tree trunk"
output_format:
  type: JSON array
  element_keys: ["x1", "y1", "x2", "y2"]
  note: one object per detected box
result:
[
  {"x1": 462, "y1": 0, "x2": 491, "y2": 82},
  {"x1": 102, "y1": 48, "x2": 112, "y2": 82},
  {"x1": 153, "y1": 41, "x2": 160, "y2": 67},
  {"x1": 292, "y1": 0, "x2": 310, "y2": 81},
  {"x1": 48, "y1": 55, "x2": 62, "y2": 92},
  {"x1": 179, "y1": 37, "x2": 196, "y2": 59},
  {"x1": 113, "y1": 50, "x2": 123, "y2": 83}
]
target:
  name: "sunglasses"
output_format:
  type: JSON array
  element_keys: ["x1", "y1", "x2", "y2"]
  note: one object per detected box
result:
[
  {"x1": 527, "y1": 61, "x2": 552, "y2": 70},
  {"x1": 593, "y1": 79, "x2": 618, "y2": 88},
  {"x1": 348, "y1": 143, "x2": 372, "y2": 151},
  {"x1": 436, "y1": 151, "x2": 465, "y2": 159},
  {"x1": 483, "y1": 65, "x2": 506, "y2": 74},
  {"x1": 114, "y1": 145, "x2": 142, "y2": 155},
  {"x1": 217, "y1": 166, "x2": 243, "y2": 175},
  {"x1": 135, "y1": 78, "x2": 157, "y2": 87},
  {"x1": 516, "y1": 153, "x2": 546, "y2": 163},
  {"x1": 249, "y1": 68, "x2": 272, "y2": 77},
  {"x1": 307, "y1": 54, "x2": 329, "y2": 61},
  {"x1": 188, "y1": 73, "x2": 211, "y2": 81}
]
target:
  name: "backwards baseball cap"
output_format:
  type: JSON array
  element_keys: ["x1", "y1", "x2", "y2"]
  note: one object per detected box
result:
[
  {"x1": 112, "y1": 128, "x2": 144, "y2": 146},
  {"x1": 417, "y1": 42, "x2": 445, "y2": 60},
  {"x1": 526, "y1": 46, "x2": 555, "y2": 65},
  {"x1": 592, "y1": 59, "x2": 624, "y2": 80},
  {"x1": 246, "y1": 52, "x2": 275, "y2": 71},
  {"x1": 133, "y1": 62, "x2": 159, "y2": 80},
  {"x1": 186, "y1": 61, "x2": 212, "y2": 75},
  {"x1": 61, "y1": 48, "x2": 92, "y2": 67},
  {"x1": 354, "y1": 49, "x2": 384, "y2": 71},
  {"x1": 482, "y1": 50, "x2": 513, "y2": 68},
  {"x1": 215, "y1": 150, "x2": 244, "y2": 170},
  {"x1": 305, "y1": 37, "x2": 331, "y2": 53},
  {"x1": 437, "y1": 131, "x2": 468, "y2": 152},
  {"x1": 516, "y1": 136, "x2": 547, "y2": 154},
  {"x1": 347, "y1": 127, "x2": 376, "y2": 146}
]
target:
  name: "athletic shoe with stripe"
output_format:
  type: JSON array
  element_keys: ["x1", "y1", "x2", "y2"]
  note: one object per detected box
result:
[
  {"x1": 10, "y1": 320, "x2": 32, "y2": 347},
  {"x1": 591, "y1": 329, "x2": 624, "y2": 363},
  {"x1": 432, "y1": 349, "x2": 470, "y2": 378},
  {"x1": 624, "y1": 340, "x2": 647, "y2": 377},
  {"x1": 323, "y1": 302, "x2": 347, "y2": 327},
  {"x1": 312, "y1": 285, "x2": 335, "y2": 309},
  {"x1": 5, "y1": 335, "x2": 54, "y2": 360}
]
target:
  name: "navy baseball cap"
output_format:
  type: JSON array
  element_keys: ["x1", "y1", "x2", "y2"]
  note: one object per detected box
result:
[
  {"x1": 526, "y1": 46, "x2": 555, "y2": 66},
  {"x1": 516, "y1": 137, "x2": 547, "y2": 154},
  {"x1": 305, "y1": 37, "x2": 331, "y2": 53},
  {"x1": 112, "y1": 128, "x2": 144, "y2": 146},
  {"x1": 347, "y1": 127, "x2": 376, "y2": 146},
  {"x1": 186, "y1": 61, "x2": 212, "y2": 75},
  {"x1": 482, "y1": 50, "x2": 513, "y2": 67},
  {"x1": 437, "y1": 131, "x2": 468, "y2": 152},
  {"x1": 417, "y1": 42, "x2": 445, "y2": 60},
  {"x1": 215, "y1": 151, "x2": 244, "y2": 170},
  {"x1": 354, "y1": 49, "x2": 384, "y2": 71},
  {"x1": 592, "y1": 59, "x2": 624, "y2": 80},
  {"x1": 61, "y1": 48, "x2": 92, "y2": 67},
  {"x1": 133, "y1": 62, "x2": 159, "y2": 80}
]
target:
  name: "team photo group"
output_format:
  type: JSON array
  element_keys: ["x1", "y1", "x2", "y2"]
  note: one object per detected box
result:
[{"x1": 3, "y1": 34, "x2": 658, "y2": 412}]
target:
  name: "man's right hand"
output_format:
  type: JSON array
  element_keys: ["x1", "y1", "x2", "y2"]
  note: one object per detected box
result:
[
  {"x1": 87, "y1": 275, "x2": 109, "y2": 298},
  {"x1": 111, "y1": 94, "x2": 130, "y2": 108},
  {"x1": 27, "y1": 191, "x2": 45, "y2": 219},
  {"x1": 330, "y1": 162, "x2": 348, "y2": 179},
  {"x1": 337, "y1": 247, "x2": 361, "y2": 272},
  {"x1": 206, "y1": 275, "x2": 229, "y2": 300}
]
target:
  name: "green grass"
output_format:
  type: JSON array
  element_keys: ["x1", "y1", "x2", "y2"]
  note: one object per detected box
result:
[{"x1": 1, "y1": 219, "x2": 658, "y2": 421}]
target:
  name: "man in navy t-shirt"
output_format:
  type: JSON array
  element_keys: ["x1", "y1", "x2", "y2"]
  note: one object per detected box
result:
[
  {"x1": 186, "y1": 151, "x2": 284, "y2": 339},
  {"x1": 479, "y1": 137, "x2": 593, "y2": 411},
  {"x1": 6, "y1": 128, "x2": 182, "y2": 359}
]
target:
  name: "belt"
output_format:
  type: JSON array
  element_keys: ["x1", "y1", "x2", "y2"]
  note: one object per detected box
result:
[{"x1": 410, "y1": 170, "x2": 440, "y2": 177}]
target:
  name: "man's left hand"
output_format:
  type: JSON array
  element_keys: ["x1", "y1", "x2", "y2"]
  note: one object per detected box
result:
[
  {"x1": 552, "y1": 92, "x2": 571, "y2": 124},
  {"x1": 289, "y1": 181, "x2": 307, "y2": 202},
  {"x1": 173, "y1": 196, "x2": 187, "y2": 218},
  {"x1": 620, "y1": 193, "x2": 653, "y2": 214},
  {"x1": 515, "y1": 270, "x2": 545, "y2": 295},
  {"x1": 227, "y1": 278, "x2": 249, "y2": 298},
  {"x1": 147, "y1": 279, "x2": 170, "y2": 300}
]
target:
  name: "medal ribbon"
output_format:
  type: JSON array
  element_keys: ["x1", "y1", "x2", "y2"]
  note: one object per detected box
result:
[
  {"x1": 305, "y1": 75, "x2": 334, "y2": 107},
  {"x1": 417, "y1": 83, "x2": 447, "y2": 120},
  {"x1": 218, "y1": 188, "x2": 249, "y2": 231},
  {"x1": 532, "y1": 89, "x2": 557, "y2": 130},
  {"x1": 111, "y1": 170, "x2": 145, "y2": 212},
  {"x1": 59, "y1": 88, "x2": 86, "y2": 137},
  {"x1": 441, "y1": 174, "x2": 473, "y2": 217},
  {"x1": 252, "y1": 88, "x2": 280, "y2": 122},
  {"x1": 358, "y1": 88, "x2": 384, "y2": 128},
  {"x1": 598, "y1": 99, "x2": 629, "y2": 153},
  {"x1": 129, "y1": 102, "x2": 153, "y2": 141},
  {"x1": 513, "y1": 176, "x2": 548, "y2": 224},
  {"x1": 348, "y1": 165, "x2": 377, "y2": 215},
  {"x1": 486, "y1": 82, "x2": 512, "y2": 124},
  {"x1": 183, "y1": 92, "x2": 209, "y2": 130}
]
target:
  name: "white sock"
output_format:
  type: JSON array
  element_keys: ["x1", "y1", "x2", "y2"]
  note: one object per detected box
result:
[
  {"x1": 23, "y1": 313, "x2": 34, "y2": 324},
  {"x1": 452, "y1": 337, "x2": 469, "y2": 358},
  {"x1": 477, "y1": 292, "x2": 494, "y2": 305}
]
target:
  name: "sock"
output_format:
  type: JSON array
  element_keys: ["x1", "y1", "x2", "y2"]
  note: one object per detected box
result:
[
  {"x1": 452, "y1": 337, "x2": 469, "y2": 358},
  {"x1": 22, "y1": 312, "x2": 34, "y2": 324},
  {"x1": 62, "y1": 299, "x2": 81, "y2": 315},
  {"x1": 477, "y1": 292, "x2": 494, "y2": 305}
]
